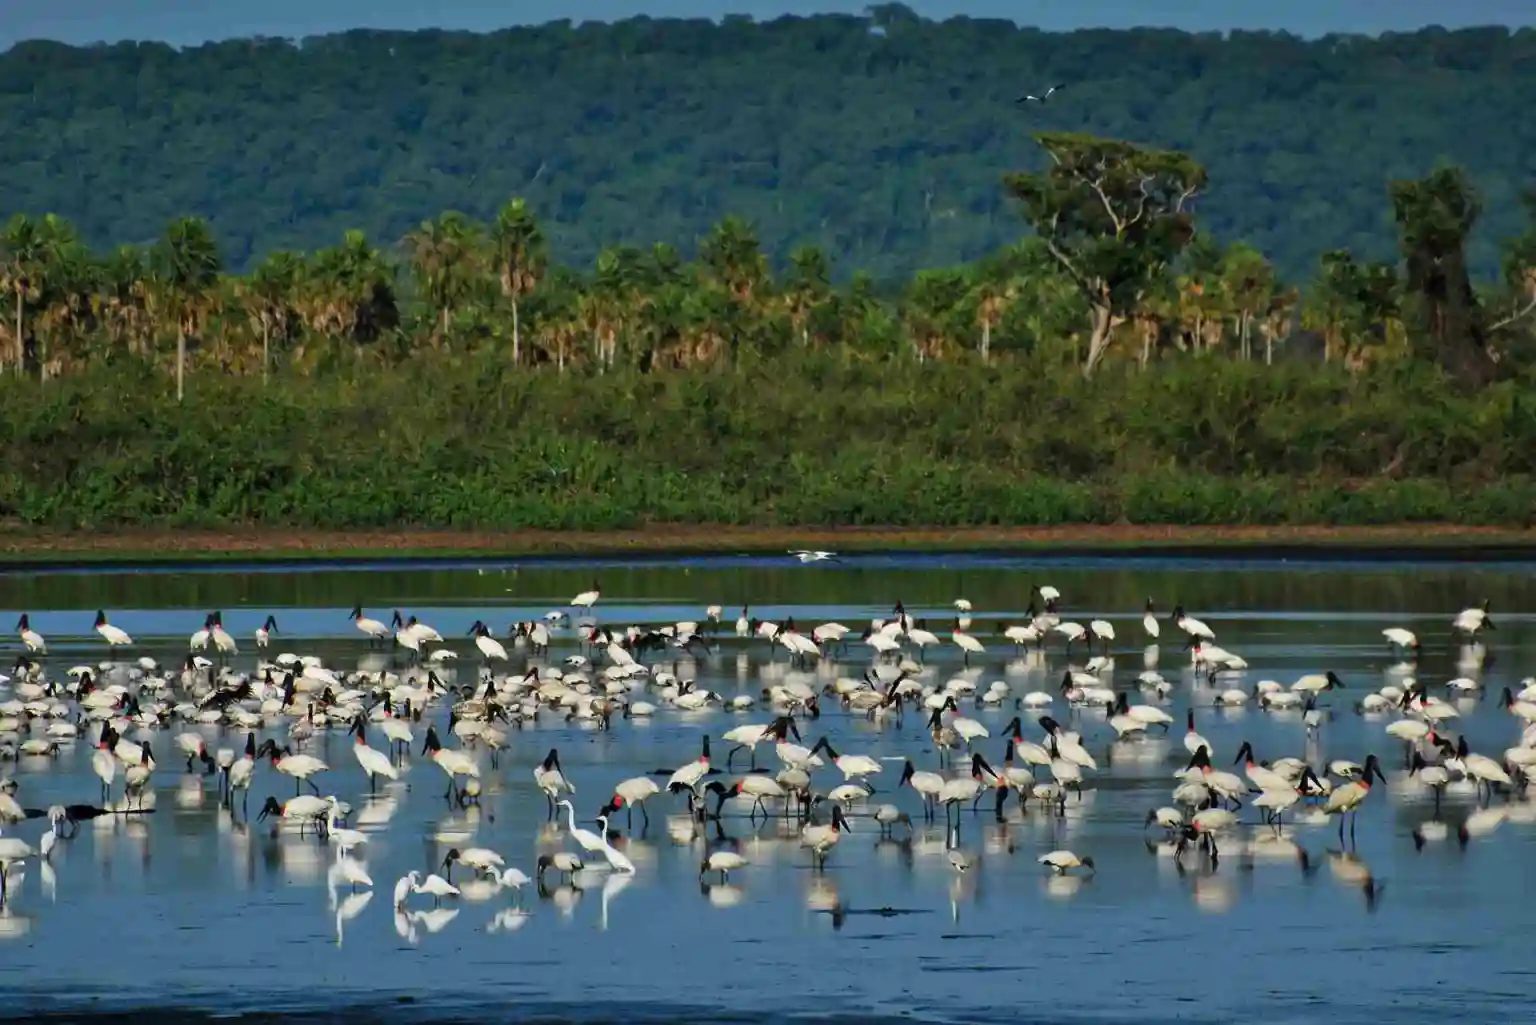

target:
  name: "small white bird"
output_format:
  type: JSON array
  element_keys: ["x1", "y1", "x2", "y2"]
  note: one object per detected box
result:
[
  {"x1": 789, "y1": 550, "x2": 838, "y2": 563},
  {"x1": 495, "y1": 866, "x2": 532, "y2": 904},
  {"x1": 700, "y1": 850, "x2": 749, "y2": 881},
  {"x1": 1017, "y1": 83, "x2": 1065, "y2": 104},
  {"x1": 1038, "y1": 850, "x2": 1095, "y2": 874}
]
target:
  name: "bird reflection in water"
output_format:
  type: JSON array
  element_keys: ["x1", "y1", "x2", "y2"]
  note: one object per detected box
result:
[
  {"x1": 599, "y1": 869, "x2": 633, "y2": 931},
  {"x1": 700, "y1": 879, "x2": 745, "y2": 909},
  {"x1": 488, "y1": 907, "x2": 532, "y2": 933},
  {"x1": 1326, "y1": 849, "x2": 1385, "y2": 913},
  {"x1": 334, "y1": 890, "x2": 372, "y2": 946}
]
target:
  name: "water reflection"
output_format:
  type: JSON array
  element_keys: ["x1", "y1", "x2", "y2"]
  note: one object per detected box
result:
[{"x1": 0, "y1": 556, "x2": 1534, "y2": 1023}]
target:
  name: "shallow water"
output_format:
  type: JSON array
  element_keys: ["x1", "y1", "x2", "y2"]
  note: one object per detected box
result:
[{"x1": 1, "y1": 554, "x2": 1534, "y2": 1025}]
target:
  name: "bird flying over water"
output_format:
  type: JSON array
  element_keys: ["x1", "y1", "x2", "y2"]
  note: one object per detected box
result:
[
  {"x1": 1017, "y1": 84, "x2": 1064, "y2": 104},
  {"x1": 789, "y1": 550, "x2": 839, "y2": 563}
]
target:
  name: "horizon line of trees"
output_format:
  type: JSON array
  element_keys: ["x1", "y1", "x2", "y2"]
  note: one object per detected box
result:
[{"x1": 3, "y1": 132, "x2": 1535, "y2": 394}]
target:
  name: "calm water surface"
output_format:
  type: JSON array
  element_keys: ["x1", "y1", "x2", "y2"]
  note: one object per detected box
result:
[{"x1": 1, "y1": 554, "x2": 1534, "y2": 1025}]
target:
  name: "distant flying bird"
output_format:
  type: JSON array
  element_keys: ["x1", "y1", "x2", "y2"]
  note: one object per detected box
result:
[
  {"x1": 788, "y1": 550, "x2": 838, "y2": 563},
  {"x1": 1017, "y1": 84, "x2": 1064, "y2": 104}
]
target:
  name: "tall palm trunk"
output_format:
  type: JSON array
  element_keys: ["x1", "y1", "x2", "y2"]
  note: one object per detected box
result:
[
  {"x1": 512, "y1": 299, "x2": 521, "y2": 365},
  {"x1": 177, "y1": 326, "x2": 186, "y2": 402},
  {"x1": 13, "y1": 292, "x2": 22, "y2": 376},
  {"x1": 261, "y1": 320, "x2": 270, "y2": 385}
]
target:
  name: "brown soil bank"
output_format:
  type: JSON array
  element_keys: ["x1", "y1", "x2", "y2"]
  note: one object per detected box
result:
[{"x1": 3, "y1": 524, "x2": 1535, "y2": 564}]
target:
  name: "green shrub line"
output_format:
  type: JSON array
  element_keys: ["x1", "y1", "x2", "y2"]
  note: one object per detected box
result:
[{"x1": 2, "y1": 354, "x2": 1531, "y2": 530}]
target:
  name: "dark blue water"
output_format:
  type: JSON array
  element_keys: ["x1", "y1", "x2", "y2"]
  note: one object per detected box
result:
[{"x1": 1, "y1": 555, "x2": 1534, "y2": 1025}]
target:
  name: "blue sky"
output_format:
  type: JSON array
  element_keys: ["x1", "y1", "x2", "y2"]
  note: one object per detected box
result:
[{"x1": 4, "y1": 0, "x2": 1533, "y2": 49}]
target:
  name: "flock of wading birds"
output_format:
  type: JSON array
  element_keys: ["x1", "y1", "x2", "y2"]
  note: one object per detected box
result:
[{"x1": 0, "y1": 586, "x2": 1527, "y2": 923}]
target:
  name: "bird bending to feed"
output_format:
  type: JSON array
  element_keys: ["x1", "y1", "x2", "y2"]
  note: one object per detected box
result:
[
  {"x1": 789, "y1": 550, "x2": 838, "y2": 563},
  {"x1": 1038, "y1": 850, "x2": 1095, "y2": 874},
  {"x1": 1017, "y1": 83, "x2": 1064, "y2": 103}
]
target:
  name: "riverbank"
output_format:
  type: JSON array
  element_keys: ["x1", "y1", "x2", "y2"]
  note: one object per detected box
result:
[
  {"x1": 4, "y1": 524, "x2": 1535, "y2": 566},
  {"x1": 2, "y1": 359, "x2": 1533, "y2": 536}
]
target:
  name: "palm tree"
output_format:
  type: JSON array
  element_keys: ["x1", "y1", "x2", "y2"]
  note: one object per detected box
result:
[
  {"x1": 93, "y1": 245, "x2": 151, "y2": 359},
  {"x1": 970, "y1": 277, "x2": 1017, "y2": 364},
  {"x1": 33, "y1": 220, "x2": 96, "y2": 379},
  {"x1": 699, "y1": 217, "x2": 768, "y2": 304},
  {"x1": 699, "y1": 217, "x2": 768, "y2": 364},
  {"x1": 241, "y1": 251, "x2": 305, "y2": 382},
  {"x1": 781, "y1": 246, "x2": 831, "y2": 348},
  {"x1": 1220, "y1": 243, "x2": 1276, "y2": 362},
  {"x1": 903, "y1": 269, "x2": 968, "y2": 362},
  {"x1": 0, "y1": 214, "x2": 47, "y2": 375},
  {"x1": 403, "y1": 212, "x2": 483, "y2": 345},
  {"x1": 305, "y1": 231, "x2": 400, "y2": 349},
  {"x1": 151, "y1": 217, "x2": 222, "y2": 401},
  {"x1": 490, "y1": 198, "x2": 547, "y2": 365}
]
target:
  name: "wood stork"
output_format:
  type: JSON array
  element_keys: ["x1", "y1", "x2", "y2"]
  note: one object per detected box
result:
[
  {"x1": 350, "y1": 716, "x2": 398, "y2": 793},
  {"x1": 700, "y1": 850, "x2": 749, "y2": 881},
  {"x1": 1038, "y1": 850, "x2": 1094, "y2": 874},
  {"x1": 15, "y1": 614, "x2": 45, "y2": 653},
  {"x1": 350, "y1": 606, "x2": 392, "y2": 646},
  {"x1": 94, "y1": 610, "x2": 132, "y2": 648}
]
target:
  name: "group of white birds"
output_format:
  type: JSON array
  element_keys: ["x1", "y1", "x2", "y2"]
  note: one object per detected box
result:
[{"x1": 0, "y1": 584, "x2": 1523, "y2": 927}]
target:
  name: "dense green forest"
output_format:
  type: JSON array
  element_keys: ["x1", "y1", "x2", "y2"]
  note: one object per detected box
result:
[
  {"x1": 3, "y1": 10, "x2": 1536, "y2": 279},
  {"x1": 2, "y1": 119, "x2": 1534, "y2": 529}
]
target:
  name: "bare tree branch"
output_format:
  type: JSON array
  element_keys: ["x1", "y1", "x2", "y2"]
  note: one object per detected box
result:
[{"x1": 1488, "y1": 294, "x2": 1536, "y2": 333}]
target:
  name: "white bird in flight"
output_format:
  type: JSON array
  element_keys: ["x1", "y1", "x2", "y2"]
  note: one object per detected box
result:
[
  {"x1": 1017, "y1": 83, "x2": 1065, "y2": 104},
  {"x1": 788, "y1": 550, "x2": 838, "y2": 563}
]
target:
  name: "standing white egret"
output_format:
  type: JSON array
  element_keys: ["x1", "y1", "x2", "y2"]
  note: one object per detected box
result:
[
  {"x1": 557, "y1": 800, "x2": 609, "y2": 861},
  {"x1": 594, "y1": 815, "x2": 636, "y2": 873},
  {"x1": 1141, "y1": 599, "x2": 1160, "y2": 640},
  {"x1": 0, "y1": 831, "x2": 35, "y2": 906}
]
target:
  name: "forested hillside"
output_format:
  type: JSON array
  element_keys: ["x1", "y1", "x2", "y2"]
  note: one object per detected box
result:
[{"x1": 2, "y1": 10, "x2": 1534, "y2": 278}]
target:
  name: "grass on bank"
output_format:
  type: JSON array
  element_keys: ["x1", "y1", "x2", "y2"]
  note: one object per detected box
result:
[
  {"x1": 0, "y1": 353, "x2": 1532, "y2": 537},
  {"x1": 5, "y1": 526, "x2": 1536, "y2": 569}
]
